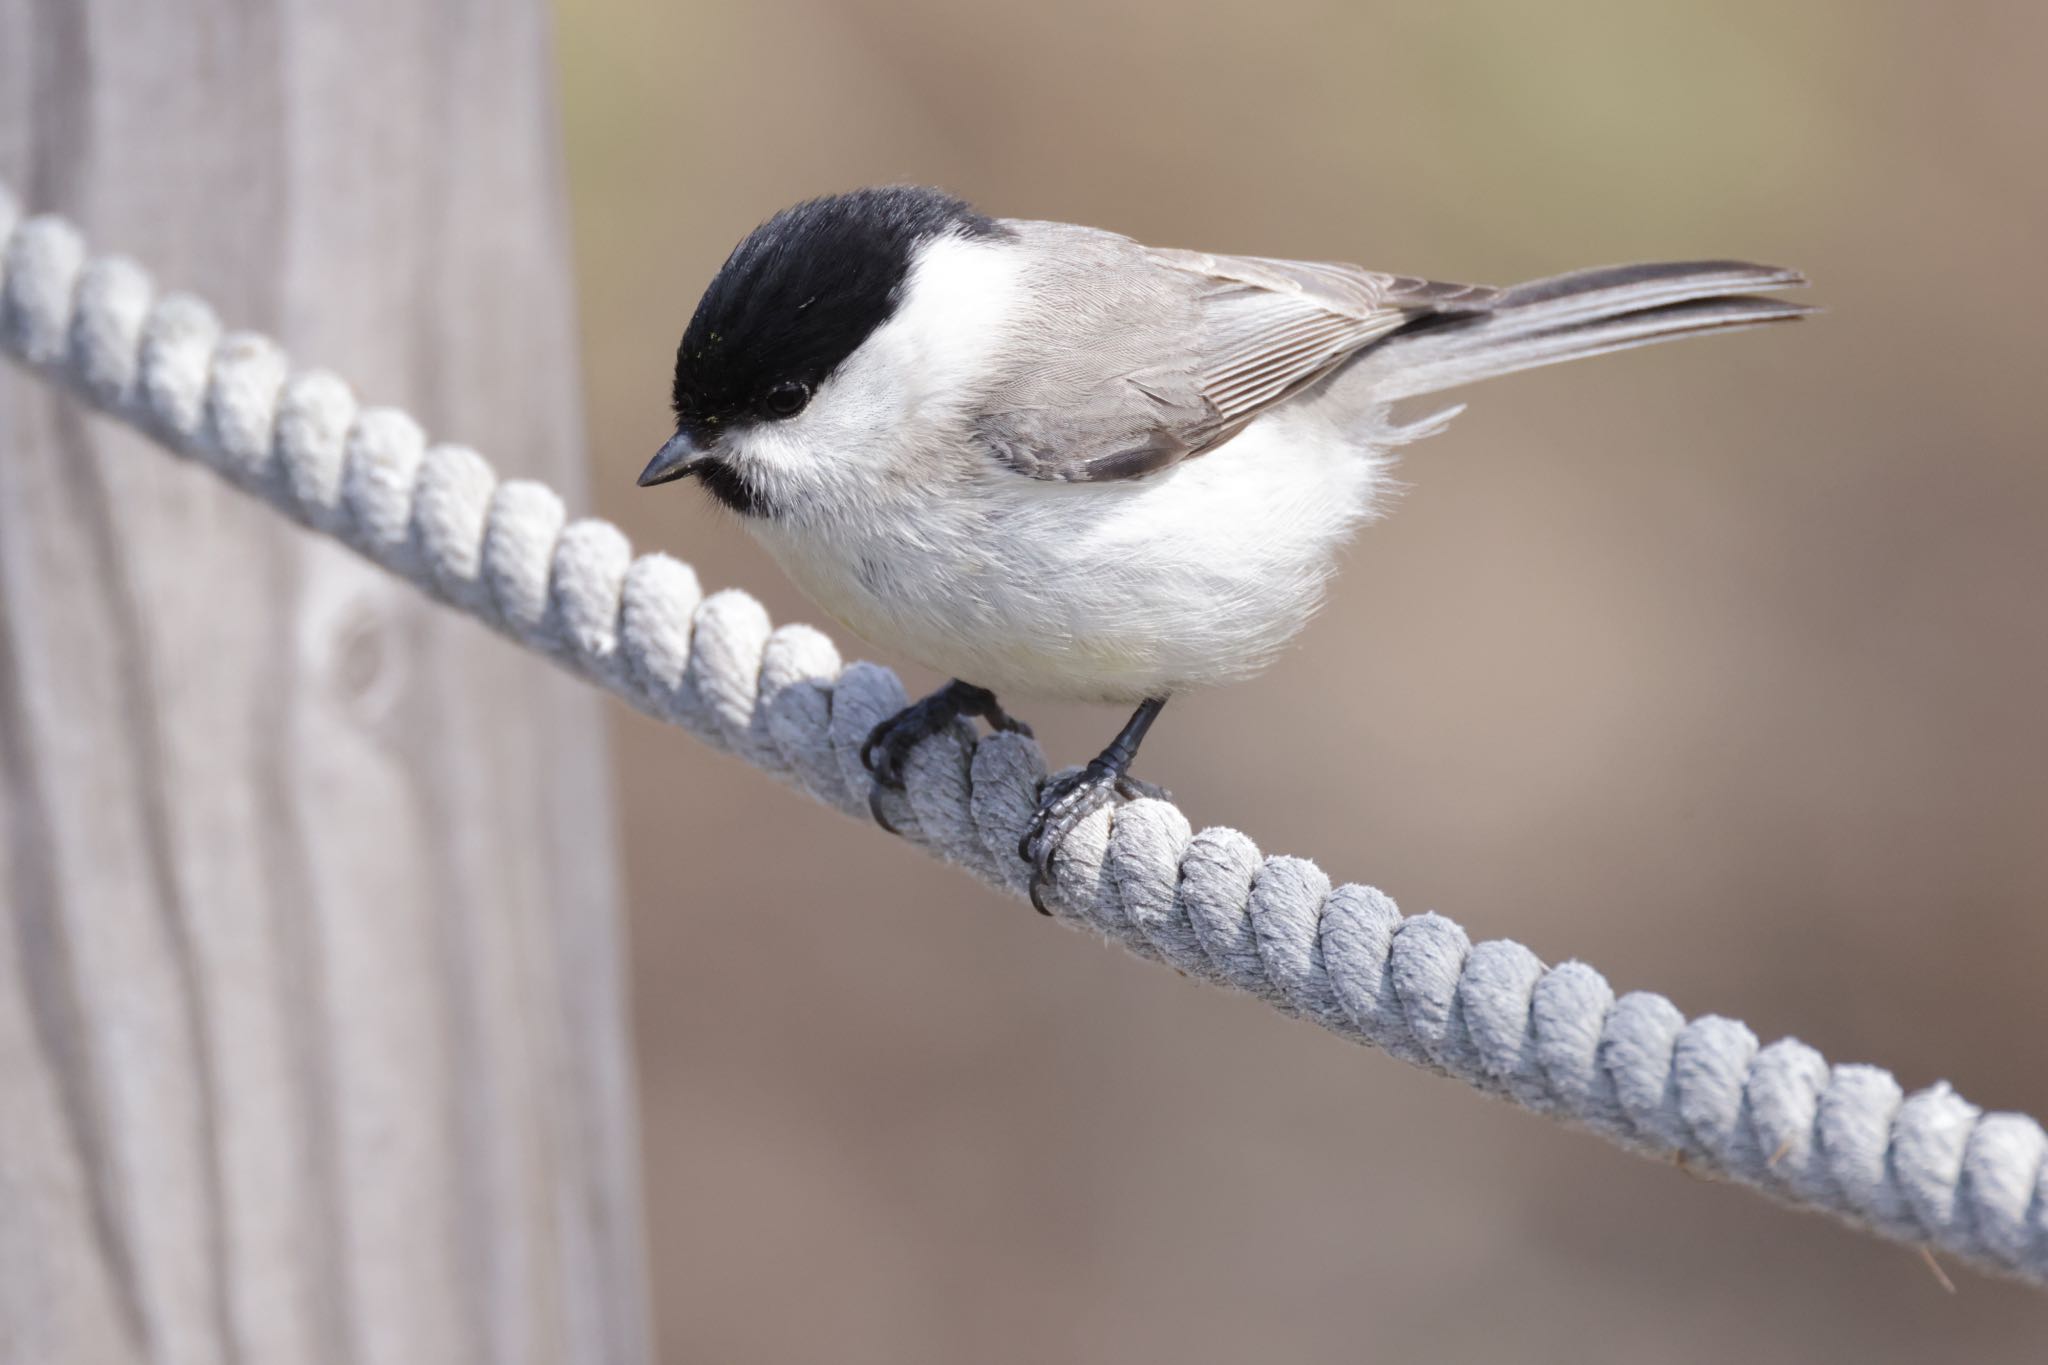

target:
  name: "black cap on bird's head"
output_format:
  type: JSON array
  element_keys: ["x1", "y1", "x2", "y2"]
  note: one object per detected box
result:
[{"x1": 639, "y1": 186, "x2": 1007, "y2": 503}]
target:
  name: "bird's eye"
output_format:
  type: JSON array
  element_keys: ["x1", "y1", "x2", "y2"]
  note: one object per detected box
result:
[{"x1": 762, "y1": 381, "x2": 810, "y2": 419}]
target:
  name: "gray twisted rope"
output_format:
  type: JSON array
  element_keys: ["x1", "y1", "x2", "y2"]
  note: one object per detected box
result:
[{"x1": 3, "y1": 181, "x2": 2042, "y2": 1287}]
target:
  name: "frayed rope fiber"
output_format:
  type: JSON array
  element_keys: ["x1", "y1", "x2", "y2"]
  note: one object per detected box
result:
[{"x1": 3, "y1": 182, "x2": 2043, "y2": 1285}]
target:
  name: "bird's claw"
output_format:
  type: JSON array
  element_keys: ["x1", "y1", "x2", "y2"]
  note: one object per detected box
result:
[
  {"x1": 861, "y1": 682, "x2": 1033, "y2": 833},
  {"x1": 867, "y1": 784, "x2": 902, "y2": 837},
  {"x1": 1019, "y1": 763, "x2": 1169, "y2": 914},
  {"x1": 859, "y1": 710, "x2": 928, "y2": 793}
]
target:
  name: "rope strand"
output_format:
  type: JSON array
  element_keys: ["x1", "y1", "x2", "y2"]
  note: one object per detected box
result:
[{"x1": 3, "y1": 183, "x2": 2042, "y2": 1285}]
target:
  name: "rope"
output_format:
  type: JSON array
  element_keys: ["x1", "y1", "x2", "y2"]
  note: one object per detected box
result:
[{"x1": 3, "y1": 181, "x2": 2043, "y2": 1287}]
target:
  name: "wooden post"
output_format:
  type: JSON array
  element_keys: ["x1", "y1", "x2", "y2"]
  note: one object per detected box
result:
[{"x1": 0, "y1": 4, "x2": 650, "y2": 1362}]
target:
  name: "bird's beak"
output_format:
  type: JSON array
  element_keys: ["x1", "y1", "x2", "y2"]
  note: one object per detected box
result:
[{"x1": 638, "y1": 431, "x2": 705, "y2": 488}]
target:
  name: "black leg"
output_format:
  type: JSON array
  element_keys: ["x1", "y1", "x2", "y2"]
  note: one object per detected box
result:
[
  {"x1": 1020, "y1": 697, "x2": 1169, "y2": 914},
  {"x1": 861, "y1": 679, "x2": 1033, "y2": 831}
]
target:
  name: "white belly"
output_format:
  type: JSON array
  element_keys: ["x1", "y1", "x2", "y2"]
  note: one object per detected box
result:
[{"x1": 752, "y1": 401, "x2": 1401, "y2": 704}]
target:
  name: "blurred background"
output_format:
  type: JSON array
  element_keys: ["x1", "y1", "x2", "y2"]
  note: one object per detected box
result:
[{"x1": 555, "y1": 2, "x2": 2048, "y2": 1359}]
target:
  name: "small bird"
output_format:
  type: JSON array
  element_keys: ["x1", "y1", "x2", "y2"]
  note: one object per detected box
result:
[{"x1": 639, "y1": 186, "x2": 1809, "y2": 908}]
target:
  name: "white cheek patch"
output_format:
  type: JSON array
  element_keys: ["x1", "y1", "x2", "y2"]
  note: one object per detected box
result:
[
  {"x1": 782, "y1": 349, "x2": 898, "y2": 452},
  {"x1": 720, "y1": 232, "x2": 1025, "y2": 508},
  {"x1": 873, "y1": 232, "x2": 1027, "y2": 403},
  {"x1": 797, "y1": 232, "x2": 1025, "y2": 449}
]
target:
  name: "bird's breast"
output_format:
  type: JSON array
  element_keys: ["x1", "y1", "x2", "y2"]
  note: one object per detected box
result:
[{"x1": 747, "y1": 403, "x2": 1401, "y2": 701}]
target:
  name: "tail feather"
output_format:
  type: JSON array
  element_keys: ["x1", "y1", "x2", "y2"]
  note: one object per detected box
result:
[{"x1": 1356, "y1": 260, "x2": 1811, "y2": 402}]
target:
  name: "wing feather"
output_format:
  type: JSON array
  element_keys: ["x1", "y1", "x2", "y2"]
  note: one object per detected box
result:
[
  {"x1": 1149, "y1": 248, "x2": 1498, "y2": 429},
  {"x1": 973, "y1": 222, "x2": 1495, "y2": 484}
]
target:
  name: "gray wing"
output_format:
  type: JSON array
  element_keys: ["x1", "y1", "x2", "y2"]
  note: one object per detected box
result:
[
  {"x1": 1149, "y1": 249, "x2": 1497, "y2": 430},
  {"x1": 975, "y1": 223, "x2": 1496, "y2": 483}
]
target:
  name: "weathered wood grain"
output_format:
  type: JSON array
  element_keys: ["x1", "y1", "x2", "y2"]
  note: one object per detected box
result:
[{"x1": 0, "y1": 3, "x2": 650, "y2": 1361}]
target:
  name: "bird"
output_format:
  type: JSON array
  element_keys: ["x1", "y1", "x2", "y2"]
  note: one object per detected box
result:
[{"x1": 637, "y1": 186, "x2": 1810, "y2": 910}]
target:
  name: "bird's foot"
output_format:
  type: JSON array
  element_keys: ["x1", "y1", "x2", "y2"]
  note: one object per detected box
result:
[
  {"x1": 861, "y1": 680, "x2": 1032, "y2": 832},
  {"x1": 1019, "y1": 762, "x2": 1169, "y2": 915}
]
